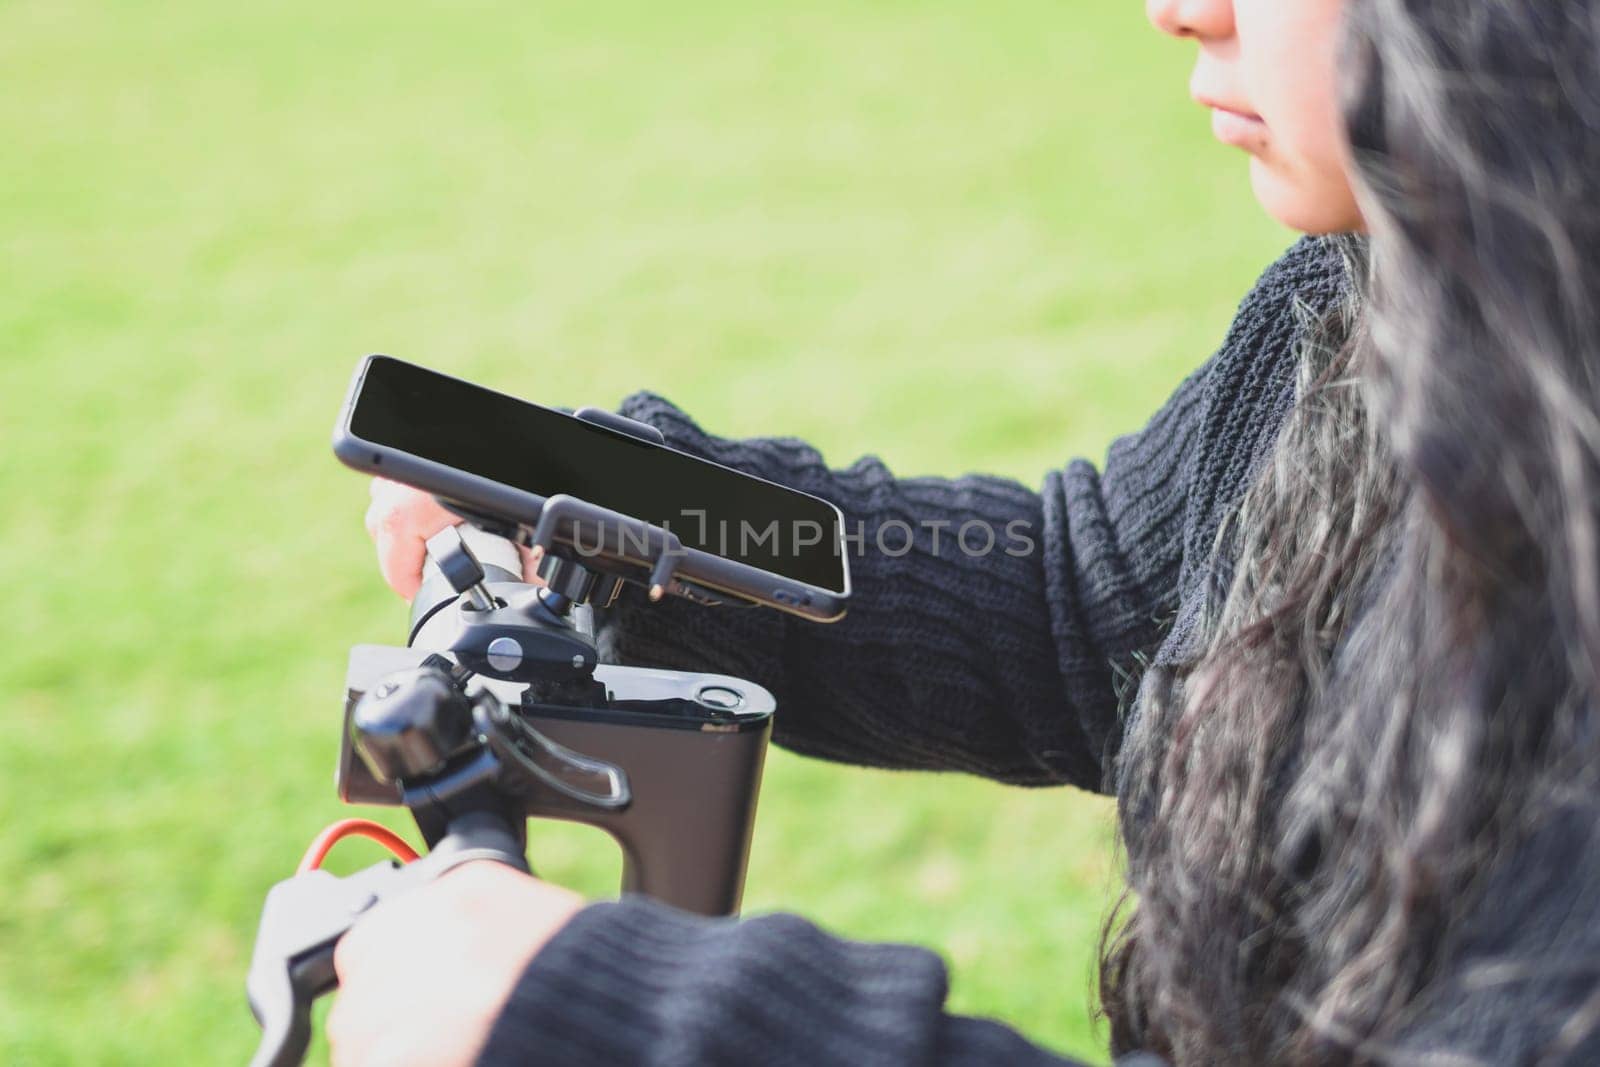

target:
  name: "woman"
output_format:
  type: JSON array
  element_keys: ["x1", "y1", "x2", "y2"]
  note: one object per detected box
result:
[{"x1": 341, "y1": 0, "x2": 1600, "y2": 1063}]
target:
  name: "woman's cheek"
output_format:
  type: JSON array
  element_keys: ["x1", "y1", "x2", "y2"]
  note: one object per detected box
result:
[{"x1": 1241, "y1": 0, "x2": 1363, "y2": 231}]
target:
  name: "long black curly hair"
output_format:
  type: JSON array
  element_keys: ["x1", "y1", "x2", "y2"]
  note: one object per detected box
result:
[{"x1": 1100, "y1": 4, "x2": 1600, "y2": 1063}]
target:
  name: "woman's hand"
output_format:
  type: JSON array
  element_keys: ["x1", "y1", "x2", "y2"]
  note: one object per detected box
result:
[
  {"x1": 363, "y1": 477, "x2": 542, "y2": 600},
  {"x1": 364, "y1": 477, "x2": 465, "y2": 601},
  {"x1": 328, "y1": 861, "x2": 585, "y2": 1067}
]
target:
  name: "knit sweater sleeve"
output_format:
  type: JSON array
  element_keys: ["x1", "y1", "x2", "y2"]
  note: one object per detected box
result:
[
  {"x1": 594, "y1": 235, "x2": 1348, "y2": 793},
  {"x1": 476, "y1": 895, "x2": 1170, "y2": 1067},
  {"x1": 592, "y1": 391, "x2": 1182, "y2": 791}
]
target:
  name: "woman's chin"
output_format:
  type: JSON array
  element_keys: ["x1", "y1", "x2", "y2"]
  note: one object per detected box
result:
[{"x1": 1248, "y1": 156, "x2": 1367, "y2": 235}]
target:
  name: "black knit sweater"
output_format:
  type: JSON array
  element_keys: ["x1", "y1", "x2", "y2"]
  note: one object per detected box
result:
[{"x1": 475, "y1": 235, "x2": 1351, "y2": 1066}]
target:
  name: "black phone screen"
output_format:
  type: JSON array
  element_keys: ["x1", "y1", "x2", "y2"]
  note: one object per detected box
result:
[{"x1": 349, "y1": 357, "x2": 848, "y2": 594}]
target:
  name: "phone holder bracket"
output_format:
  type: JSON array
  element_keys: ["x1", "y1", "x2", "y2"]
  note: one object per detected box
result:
[{"x1": 429, "y1": 407, "x2": 696, "y2": 610}]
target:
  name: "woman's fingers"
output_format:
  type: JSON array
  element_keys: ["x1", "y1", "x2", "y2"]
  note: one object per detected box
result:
[
  {"x1": 328, "y1": 863, "x2": 583, "y2": 1067},
  {"x1": 374, "y1": 527, "x2": 428, "y2": 602},
  {"x1": 363, "y1": 477, "x2": 549, "y2": 599},
  {"x1": 517, "y1": 543, "x2": 548, "y2": 587},
  {"x1": 365, "y1": 478, "x2": 461, "y2": 601}
]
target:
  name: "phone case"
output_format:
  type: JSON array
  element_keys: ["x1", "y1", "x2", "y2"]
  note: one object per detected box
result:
[{"x1": 332, "y1": 354, "x2": 851, "y2": 622}]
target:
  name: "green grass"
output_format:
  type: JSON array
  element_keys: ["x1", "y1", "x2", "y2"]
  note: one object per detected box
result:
[{"x1": 0, "y1": 1, "x2": 1294, "y2": 1062}]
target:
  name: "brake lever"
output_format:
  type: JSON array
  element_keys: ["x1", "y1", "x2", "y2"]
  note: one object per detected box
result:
[{"x1": 246, "y1": 813, "x2": 529, "y2": 1067}]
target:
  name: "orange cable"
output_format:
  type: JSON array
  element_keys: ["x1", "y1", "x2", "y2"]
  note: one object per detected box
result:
[{"x1": 296, "y1": 818, "x2": 420, "y2": 874}]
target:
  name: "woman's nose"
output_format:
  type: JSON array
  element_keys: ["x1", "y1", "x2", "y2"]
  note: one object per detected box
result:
[{"x1": 1146, "y1": 0, "x2": 1235, "y2": 39}]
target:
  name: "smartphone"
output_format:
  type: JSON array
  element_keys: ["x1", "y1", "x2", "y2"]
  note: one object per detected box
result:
[{"x1": 333, "y1": 355, "x2": 850, "y2": 621}]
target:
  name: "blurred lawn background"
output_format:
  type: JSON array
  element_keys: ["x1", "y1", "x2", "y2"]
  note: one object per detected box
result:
[{"x1": 1, "y1": 1, "x2": 1294, "y2": 1063}]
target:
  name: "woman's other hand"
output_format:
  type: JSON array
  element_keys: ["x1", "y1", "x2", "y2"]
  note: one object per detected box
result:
[
  {"x1": 328, "y1": 862, "x2": 584, "y2": 1067},
  {"x1": 364, "y1": 477, "x2": 464, "y2": 601},
  {"x1": 363, "y1": 477, "x2": 544, "y2": 599}
]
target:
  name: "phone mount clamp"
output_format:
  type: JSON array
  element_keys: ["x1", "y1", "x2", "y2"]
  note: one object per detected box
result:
[{"x1": 247, "y1": 410, "x2": 777, "y2": 1067}]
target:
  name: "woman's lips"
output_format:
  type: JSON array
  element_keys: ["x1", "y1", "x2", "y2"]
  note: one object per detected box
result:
[
  {"x1": 1208, "y1": 106, "x2": 1266, "y2": 147},
  {"x1": 1192, "y1": 93, "x2": 1266, "y2": 146}
]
